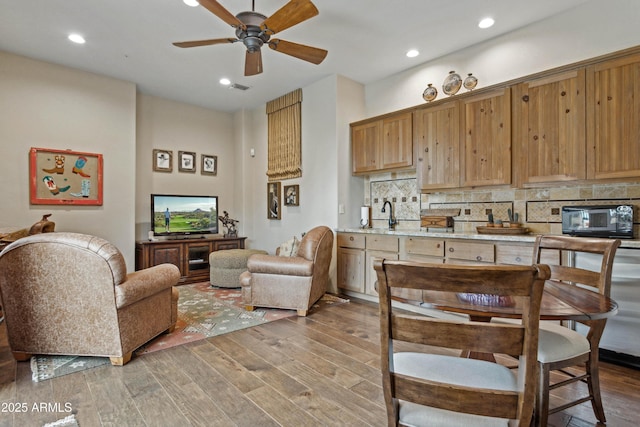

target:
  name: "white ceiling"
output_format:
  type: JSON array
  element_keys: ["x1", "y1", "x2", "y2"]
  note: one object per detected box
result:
[{"x1": 0, "y1": 0, "x2": 590, "y2": 113}]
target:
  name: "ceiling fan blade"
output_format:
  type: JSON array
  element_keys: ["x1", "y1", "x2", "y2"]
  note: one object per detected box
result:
[
  {"x1": 268, "y1": 39, "x2": 327, "y2": 65},
  {"x1": 173, "y1": 38, "x2": 236, "y2": 48},
  {"x1": 245, "y1": 50, "x2": 263, "y2": 76},
  {"x1": 198, "y1": 0, "x2": 246, "y2": 29},
  {"x1": 261, "y1": 0, "x2": 319, "y2": 34}
]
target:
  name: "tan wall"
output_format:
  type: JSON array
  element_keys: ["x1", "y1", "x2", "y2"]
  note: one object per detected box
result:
[
  {"x1": 135, "y1": 94, "x2": 235, "y2": 240},
  {"x1": 0, "y1": 51, "x2": 137, "y2": 268}
]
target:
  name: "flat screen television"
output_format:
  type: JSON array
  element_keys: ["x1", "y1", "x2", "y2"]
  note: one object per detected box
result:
[{"x1": 151, "y1": 194, "x2": 218, "y2": 237}]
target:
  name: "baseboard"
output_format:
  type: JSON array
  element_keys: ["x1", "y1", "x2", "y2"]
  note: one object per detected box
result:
[{"x1": 600, "y1": 348, "x2": 640, "y2": 370}]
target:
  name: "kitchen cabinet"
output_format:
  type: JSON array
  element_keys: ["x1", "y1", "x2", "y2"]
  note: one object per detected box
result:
[
  {"x1": 365, "y1": 235, "x2": 399, "y2": 297},
  {"x1": 587, "y1": 52, "x2": 640, "y2": 180},
  {"x1": 461, "y1": 87, "x2": 512, "y2": 187},
  {"x1": 414, "y1": 101, "x2": 460, "y2": 190},
  {"x1": 336, "y1": 233, "x2": 365, "y2": 293},
  {"x1": 351, "y1": 112, "x2": 413, "y2": 174},
  {"x1": 513, "y1": 70, "x2": 586, "y2": 186}
]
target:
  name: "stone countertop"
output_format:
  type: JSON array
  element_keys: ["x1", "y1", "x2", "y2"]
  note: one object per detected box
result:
[{"x1": 335, "y1": 228, "x2": 640, "y2": 249}]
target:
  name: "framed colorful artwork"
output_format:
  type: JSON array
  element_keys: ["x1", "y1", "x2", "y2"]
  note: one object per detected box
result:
[
  {"x1": 179, "y1": 151, "x2": 196, "y2": 173},
  {"x1": 267, "y1": 182, "x2": 281, "y2": 220},
  {"x1": 153, "y1": 149, "x2": 173, "y2": 172},
  {"x1": 284, "y1": 185, "x2": 299, "y2": 206},
  {"x1": 29, "y1": 147, "x2": 103, "y2": 206},
  {"x1": 201, "y1": 154, "x2": 217, "y2": 176}
]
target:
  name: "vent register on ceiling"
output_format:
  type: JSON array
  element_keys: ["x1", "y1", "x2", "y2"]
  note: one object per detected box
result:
[{"x1": 267, "y1": 88, "x2": 302, "y2": 181}]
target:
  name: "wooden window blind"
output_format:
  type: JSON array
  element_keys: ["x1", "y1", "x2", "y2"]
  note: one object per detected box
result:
[{"x1": 266, "y1": 88, "x2": 302, "y2": 181}]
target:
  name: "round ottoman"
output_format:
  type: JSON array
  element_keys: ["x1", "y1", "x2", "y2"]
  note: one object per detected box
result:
[{"x1": 209, "y1": 249, "x2": 268, "y2": 288}]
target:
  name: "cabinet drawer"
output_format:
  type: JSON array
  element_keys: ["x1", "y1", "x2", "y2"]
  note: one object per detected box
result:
[
  {"x1": 405, "y1": 237, "x2": 445, "y2": 257},
  {"x1": 445, "y1": 241, "x2": 495, "y2": 263},
  {"x1": 496, "y1": 244, "x2": 533, "y2": 265},
  {"x1": 366, "y1": 235, "x2": 399, "y2": 252},
  {"x1": 337, "y1": 233, "x2": 365, "y2": 249}
]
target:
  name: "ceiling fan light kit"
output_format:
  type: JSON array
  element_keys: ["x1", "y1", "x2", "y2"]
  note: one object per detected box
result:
[{"x1": 174, "y1": 0, "x2": 328, "y2": 76}]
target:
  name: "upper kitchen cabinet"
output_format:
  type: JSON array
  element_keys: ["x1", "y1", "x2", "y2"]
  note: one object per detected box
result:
[
  {"x1": 512, "y1": 70, "x2": 586, "y2": 186},
  {"x1": 351, "y1": 112, "x2": 413, "y2": 174},
  {"x1": 461, "y1": 87, "x2": 512, "y2": 187},
  {"x1": 414, "y1": 101, "x2": 460, "y2": 190},
  {"x1": 587, "y1": 53, "x2": 640, "y2": 180}
]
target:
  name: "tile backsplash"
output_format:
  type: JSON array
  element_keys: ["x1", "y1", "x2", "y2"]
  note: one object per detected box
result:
[{"x1": 364, "y1": 172, "x2": 640, "y2": 236}]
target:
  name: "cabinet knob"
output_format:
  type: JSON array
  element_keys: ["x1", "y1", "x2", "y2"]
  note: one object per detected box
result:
[
  {"x1": 476, "y1": 256, "x2": 482, "y2": 261},
  {"x1": 449, "y1": 248, "x2": 454, "y2": 253},
  {"x1": 515, "y1": 256, "x2": 522, "y2": 262},
  {"x1": 522, "y1": 95, "x2": 529, "y2": 102},
  {"x1": 437, "y1": 243, "x2": 441, "y2": 248},
  {"x1": 349, "y1": 236, "x2": 354, "y2": 241}
]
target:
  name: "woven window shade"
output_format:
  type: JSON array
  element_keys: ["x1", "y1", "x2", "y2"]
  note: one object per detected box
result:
[{"x1": 266, "y1": 89, "x2": 302, "y2": 181}]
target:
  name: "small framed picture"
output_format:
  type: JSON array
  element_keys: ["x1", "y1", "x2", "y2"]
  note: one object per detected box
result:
[
  {"x1": 153, "y1": 149, "x2": 173, "y2": 173},
  {"x1": 201, "y1": 154, "x2": 217, "y2": 176},
  {"x1": 267, "y1": 182, "x2": 281, "y2": 220},
  {"x1": 284, "y1": 185, "x2": 299, "y2": 206},
  {"x1": 178, "y1": 151, "x2": 196, "y2": 173}
]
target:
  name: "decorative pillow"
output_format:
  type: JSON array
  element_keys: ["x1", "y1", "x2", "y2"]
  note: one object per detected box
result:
[{"x1": 278, "y1": 236, "x2": 300, "y2": 257}]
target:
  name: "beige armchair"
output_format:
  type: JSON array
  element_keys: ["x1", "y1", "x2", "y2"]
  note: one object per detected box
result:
[
  {"x1": 240, "y1": 226, "x2": 334, "y2": 316},
  {"x1": 0, "y1": 232, "x2": 179, "y2": 366}
]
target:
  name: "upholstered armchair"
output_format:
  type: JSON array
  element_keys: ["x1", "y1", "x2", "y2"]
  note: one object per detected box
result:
[
  {"x1": 240, "y1": 226, "x2": 334, "y2": 316},
  {"x1": 0, "y1": 232, "x2": 179, "y2": 366}
]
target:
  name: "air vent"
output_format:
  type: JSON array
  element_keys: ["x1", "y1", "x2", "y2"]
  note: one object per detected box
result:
[{"x1": 230, "y1": 83, "x2": 250, "y2": 91}]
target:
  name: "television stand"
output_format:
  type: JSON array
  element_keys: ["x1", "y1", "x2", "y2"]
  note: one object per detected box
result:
[{"x1": 135, "y1": 236, "x2": 246, "y2": 284}]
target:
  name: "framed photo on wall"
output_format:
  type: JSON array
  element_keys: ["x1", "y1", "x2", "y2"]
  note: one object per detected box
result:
[
  {"x1": 152, "y1": 149, "x2": 173, "y2": 172},
  {"x1": 201, "y1": 154, "x2": 217, "y2": 176},
  {"x1": 179, "y1": 151, "x2": 196, "y2": 173},
  {"x1": 284, "y1": 185, "x2": 299, "y2": 206},
  {"x1": 267, "y1": 182, "x2": 281, "y2": 220},
  {"x1": 29, "y1": 147, "x2": 104, "y2": 205}
]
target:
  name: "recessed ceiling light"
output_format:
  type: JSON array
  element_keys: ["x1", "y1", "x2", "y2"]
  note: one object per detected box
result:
[
  {"x1": 183, "y1": 0, "x2": 199, "y2": 6},
  {"x1": 406, "y1": 49, "x2": 419, "y2": 58},
  {"x1": 68, "y1": 33, "x2": 86, "y2": 44},
  {"x1": 219, "y1": 78, "x2": 231, "y2": 85},
  {"x1": 478, "y1": 17, "x2": 495, "y2": 29}
]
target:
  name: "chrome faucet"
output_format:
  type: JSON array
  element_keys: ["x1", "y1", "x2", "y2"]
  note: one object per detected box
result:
[{"x1": 381, "y1": 201, "x2": 397, "y2": 230}]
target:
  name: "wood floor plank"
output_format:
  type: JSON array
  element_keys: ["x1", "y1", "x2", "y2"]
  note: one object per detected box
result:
[
  {"x1": 244, "y1": 385, "x2": 322, "y2": 426},
  {"x1": 83, "y1": 362, "x2": 146, "y2": 427},
  {"x1": 168, "y1": 342, "x2": 280, "y2": 426},
  {"x1": 242, "y1": 325, "x2": 366, "y2": 389},
  {"x1": 141, "y1": 348, "x2": 235, "y2": 427},
  {"x1": 120, "y1": 358, "x2": 192, "y2": 427},
  {"x1": 50, "y1": 367, "x2": 102, "y2": 427}
]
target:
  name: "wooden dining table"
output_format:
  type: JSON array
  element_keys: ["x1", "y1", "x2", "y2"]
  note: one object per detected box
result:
[{"x1": 419, "y1": 279, "x2": 619, "y2": 361}]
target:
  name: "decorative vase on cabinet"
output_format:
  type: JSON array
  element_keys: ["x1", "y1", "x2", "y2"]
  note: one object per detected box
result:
[
  {"x1": 443, "y1": 70, "x2": 462, "y2": 96},
  {"x1": 463, "y1": 73, "x2": 478, "y2": 91},
  {"x1": 423, "y1": 84, "x2": 438, "y2": 102}
]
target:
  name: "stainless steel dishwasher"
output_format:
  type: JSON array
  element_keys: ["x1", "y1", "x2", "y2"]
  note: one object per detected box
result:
[{"x1": 574, "y1": 247, "x2": 640, "y2": 368}]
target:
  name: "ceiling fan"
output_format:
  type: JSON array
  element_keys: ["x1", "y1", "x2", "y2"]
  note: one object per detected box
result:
[{"x1": 173, "y1": 0, "x2": 328, "y2": 76}]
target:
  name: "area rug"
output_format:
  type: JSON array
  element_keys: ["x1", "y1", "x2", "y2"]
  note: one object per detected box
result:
[{"x1": 31, "y1": 283, "x2": 349, "y2": 381}]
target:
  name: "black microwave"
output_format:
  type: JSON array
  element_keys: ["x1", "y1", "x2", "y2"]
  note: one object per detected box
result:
[{"x1": 562, "y1": 205, "x2": 634, "y2": 239}]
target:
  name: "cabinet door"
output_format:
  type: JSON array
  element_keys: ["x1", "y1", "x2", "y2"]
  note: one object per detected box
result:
[
  {"x1": 514, "y1": 70, "x2": 586, "y2": 185},
  {"x1": 351, "y1": 121, "x2": 381, "y2": 173},
  {"x1": 461, "y1": 88, "x2": 512, "y2": 187},
  {"x1": 414, "y1": 102, "x2": 460, "y2": 190},
  {"x1": 366, "y1": 250, "x2": 398, "y2": 297},
  {"x1": 587, "y1": 53, "x2": 640, "y2": 179},
  {"x1": 381, "y1": 112, "x2": 413, "y2": 170},
  {"x1": 337, "y1": 247, "x2": 365, "y2": 293},
  {"x1": 150, "y1": 244, "x2": 183, "y2": 273}
]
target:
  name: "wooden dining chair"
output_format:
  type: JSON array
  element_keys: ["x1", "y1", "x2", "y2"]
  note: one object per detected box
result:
[
  {"x1": 375, "y1": 259, "x2": 549, "y2": 427},
  {"x1": 531, "y1": 235, "x2": 620, "y2": 427}
]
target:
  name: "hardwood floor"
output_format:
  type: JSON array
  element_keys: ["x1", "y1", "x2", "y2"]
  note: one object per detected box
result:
[{"x1": 0, "y1": 297, "x2": 639, "y2": 427}]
